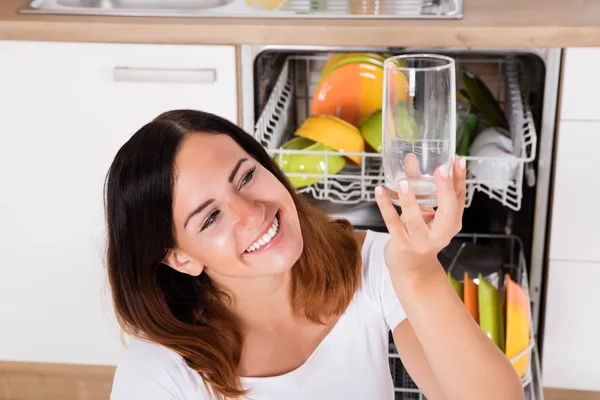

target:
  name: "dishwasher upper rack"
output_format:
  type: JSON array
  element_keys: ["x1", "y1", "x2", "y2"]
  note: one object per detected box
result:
[
  {"x1": 387, "y1": 233, "x2": 543, "y2": 400},
  {"x1": 252, "y1": 53, "x2": 538, "y2": 211}
]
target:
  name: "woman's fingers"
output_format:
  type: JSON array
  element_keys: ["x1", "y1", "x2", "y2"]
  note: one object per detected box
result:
[
  {"x1": 453, "y1": 157, "x2": 467, "y2": 229},
  {"x1": 374, "y1": 186, "x2": 406, "y2": 239},
  {"x1": 403, "y1": 153, "x2": 423, "y2": 180},
  {"x1": 399, "y1": 154, "x2": 431, "y2": 236},
  {"x1": 430, "y1": 163, "x2": 458, "y2": 242},
  {"x1": 420, "y1": 205, "x2": 436, "y2": 225},
  {"x1": 376, "y1": 158, "x2": 467, "y2": 266},
  {"x1": 396, "y1": 181, "x2": 430, "y2": 243}
]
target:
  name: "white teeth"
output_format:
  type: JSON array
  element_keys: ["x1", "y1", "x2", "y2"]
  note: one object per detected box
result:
[{"x1": 245, "y1": 215, "x2": 280, "y2": 253}]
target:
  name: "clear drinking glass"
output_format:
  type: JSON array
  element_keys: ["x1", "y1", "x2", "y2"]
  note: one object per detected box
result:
[{"x1": 382, "y1": 54, "x2": 456, "y2": 207}]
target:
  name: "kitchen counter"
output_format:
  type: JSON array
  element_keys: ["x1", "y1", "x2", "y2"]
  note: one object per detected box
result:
[{"x1": 1, "y1": 0, "x2": 600, "y2": 47}]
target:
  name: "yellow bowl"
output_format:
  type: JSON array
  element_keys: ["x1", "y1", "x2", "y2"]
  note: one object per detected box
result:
[{"x1": 295, "y1": 114, "x2": 365, "y2": 165}]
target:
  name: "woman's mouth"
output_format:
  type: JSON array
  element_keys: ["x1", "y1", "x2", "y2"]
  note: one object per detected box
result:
[{"x1": 243, "y1": 211, "x2": 282, "y2": 254}]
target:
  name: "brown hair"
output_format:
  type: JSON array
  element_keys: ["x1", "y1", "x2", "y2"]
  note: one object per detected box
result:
[{"x1": 104, "y1": 110, "x2": 361, "y2": 399}]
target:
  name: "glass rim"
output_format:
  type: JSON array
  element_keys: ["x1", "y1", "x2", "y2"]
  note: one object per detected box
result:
[{"x1": 384, "y1": 54, "x2": 455, "y2": 72}]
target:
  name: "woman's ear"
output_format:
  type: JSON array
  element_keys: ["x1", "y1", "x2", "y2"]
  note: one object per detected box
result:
[{"x1": 163, "y1": 249, "x2": 204, "y2": 276}]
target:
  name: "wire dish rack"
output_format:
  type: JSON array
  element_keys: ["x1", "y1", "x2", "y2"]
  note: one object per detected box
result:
[
  {"x1": 387, "y1": 233, "x2": 542, "y2": 399},
  {"x1": 253, "y1": 54, "x2": 538, "y2": 211}
]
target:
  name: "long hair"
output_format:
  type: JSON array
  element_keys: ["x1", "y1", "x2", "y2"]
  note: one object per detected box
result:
[{"x1": 104, "y1": 110, "x2": 361, "y2": 399}]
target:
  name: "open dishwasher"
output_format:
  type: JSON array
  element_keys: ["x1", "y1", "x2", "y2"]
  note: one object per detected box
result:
[{"x1": 241, "y1": 46, "x2": 560, "y2": 399}]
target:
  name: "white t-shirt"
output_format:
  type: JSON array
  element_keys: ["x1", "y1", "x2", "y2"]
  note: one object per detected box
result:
[{"x1": 110, "y1": 230, "x2": 406, "y2": 400}]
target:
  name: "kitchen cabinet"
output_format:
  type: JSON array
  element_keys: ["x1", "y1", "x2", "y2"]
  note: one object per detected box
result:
[
  {"x1": 549, "y1": 121, "x2": 600, "y2": 262},
  {"x1": 560, "y1": 48, "x2": 600, "y2": 121},
  {"x1": 0, "y1": 40, "x2": 237, "y2": 365},
  {"x1": 541, "y1": 260, "x2": 600, "y2": 392},
  {"x1": 543, "y1": 48, "x2": 600, "y2": 393}
]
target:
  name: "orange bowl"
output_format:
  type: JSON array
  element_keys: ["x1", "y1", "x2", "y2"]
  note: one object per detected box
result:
[{"x1": 312, "y1": 61, "x2": 407, "y2": 128}]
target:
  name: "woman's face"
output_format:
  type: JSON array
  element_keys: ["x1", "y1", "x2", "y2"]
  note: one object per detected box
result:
[{"x1": 166, "y1": 133, "x2": 303, "y2": 281}]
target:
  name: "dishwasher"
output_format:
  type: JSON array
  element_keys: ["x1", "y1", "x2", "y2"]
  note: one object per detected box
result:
[{"x1": 240, "y1": 45, "x2": 561, "y2": 400}]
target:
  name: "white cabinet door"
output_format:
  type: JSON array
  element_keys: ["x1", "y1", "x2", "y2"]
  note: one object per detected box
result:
[
  {"x1": 549, "y1": 121, "x2": 600, "y2": 262},
  {"x1": 0, "y1": 41, "x2": 237, "y2": 366},
  {"x1": 542, "y1": 260, "x2": 600, "y2": 391},
  {"x1": 560, "y1": 48, "x2": 600, "y2": 121}
]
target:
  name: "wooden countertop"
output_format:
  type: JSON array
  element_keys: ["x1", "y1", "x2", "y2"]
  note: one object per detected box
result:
[{"x1": 1, "y1": 0, "x2": 600, "y2": 47}]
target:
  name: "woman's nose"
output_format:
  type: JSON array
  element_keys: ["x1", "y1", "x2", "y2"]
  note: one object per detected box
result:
[{"x1": 228, "y1": 194, "x2": 265, "y2": 229}]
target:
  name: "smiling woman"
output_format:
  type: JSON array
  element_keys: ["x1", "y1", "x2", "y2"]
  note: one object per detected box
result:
[
  {"x1": 106, "y1": 109, "x2": 523, "y2": 400},
  {"x1": 105, "y1": 110, "x2": 362, "y2": 399}
]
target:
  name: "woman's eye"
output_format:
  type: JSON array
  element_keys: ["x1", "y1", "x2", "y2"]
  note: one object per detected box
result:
[
  {"x1": 200, "y1": 210, "x2": 220, "y2": 232},
  {"x1": 240, "y1": 166, "x2": 256, "y2": 188}
]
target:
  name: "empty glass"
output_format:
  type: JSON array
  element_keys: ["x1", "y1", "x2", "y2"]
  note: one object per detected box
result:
[{"x1": 382, "y1": 54, "x2": 456, "y2": 207}]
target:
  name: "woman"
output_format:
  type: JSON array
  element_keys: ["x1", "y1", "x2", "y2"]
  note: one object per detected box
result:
[{"x1": 107, "y1": 109, "x2": 523, "y2": 400}]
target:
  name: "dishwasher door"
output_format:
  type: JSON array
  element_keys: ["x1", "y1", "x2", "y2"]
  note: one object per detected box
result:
[
  {"x1": 248, "y1": 47, "x2": 547, "y2": 399},
  {"x1": 388, "y1": 233, "x2": 543, "y2": 400}
]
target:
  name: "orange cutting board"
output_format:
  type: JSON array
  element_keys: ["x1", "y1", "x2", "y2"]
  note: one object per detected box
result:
[
  {"x1": 464, "y1": 272, "x2": 479, "y2": 323},
  {"x1": 505, "y1": 273, "x2": 530, "y2": 378}
]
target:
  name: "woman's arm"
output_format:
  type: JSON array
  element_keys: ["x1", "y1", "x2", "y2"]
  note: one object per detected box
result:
[
  {"x1": 392, "y1": 319, "x2": 446, "y2": 399},
  {"x1": 375, "y1": 158, "x2": 524, "y2": 400},
  {"x1": 391, "y1": 264, "x2": 523, "y2": 400}
]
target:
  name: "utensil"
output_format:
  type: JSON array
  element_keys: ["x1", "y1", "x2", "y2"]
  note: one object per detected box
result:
[
  {"x1": 294, "y1": 114, "x2": 365, "y2": 164},
  {"x1": 439, "y1": 239, "x2": 504, "y2": 287},
  {"x1": 274, "y1": 137, "x2": 346, "y2": 188},
  {"x1": 359, "y1": 109, "x2": 383, "y2": 153},
  {"x1": 382, "y1": 54, "x2": 456, "y2": 207},
  {"x1": 311, "y1": 61, "x2": 385, "y2": 127},
  {"x1": 469, "y1": 144, "x2": 518, "y2": 190},
  {"x1": 319, "y1": 53, "x2": 385, "y2": 82},
  {"x1": 469, "y1": 126, "x2": 513, "y2": 155},
  {"x1": 478, "y1": 273, "x2": 505, "y2": 352},
  {"x1": 446, "y1": 241, "x2": 465, "y2": 300},
  {"x1": 464, "y1": 272, "x2": 479, "y2": 323}
]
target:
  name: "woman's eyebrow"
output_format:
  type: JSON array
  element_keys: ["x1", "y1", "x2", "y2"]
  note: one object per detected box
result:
[
  {"x1": 228, "y1": 158, "x2": 248, "y2": 183},
  {"x1": 183, "y1": 157, "x2": 249, "y2": 229},
  {"x1": 184, "y1": 199, "x2": 214, "y2": 229}
]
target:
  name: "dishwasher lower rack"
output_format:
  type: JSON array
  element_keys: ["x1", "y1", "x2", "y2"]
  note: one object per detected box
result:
[
  {"x1": 252, "y1": 53, "x2": 538, "y2": 211},
  {"x1": 385, "y1": 233, "x2": 543, "y2": 399}
]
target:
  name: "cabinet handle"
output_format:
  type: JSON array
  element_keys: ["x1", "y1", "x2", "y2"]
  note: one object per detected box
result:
[{"x1": 112, "y1": 67, "x2": 217, "y2": 84}]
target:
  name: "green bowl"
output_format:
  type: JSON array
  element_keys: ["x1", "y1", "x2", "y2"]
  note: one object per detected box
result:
[
  {"x1": 274, "y1": 137, "x2": 346, "y2": 188},
  {"x1": 359, "y1": 109, "x2": 383, "y2": 153}
]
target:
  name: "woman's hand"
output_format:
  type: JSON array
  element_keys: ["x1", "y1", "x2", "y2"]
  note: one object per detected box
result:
[{"x1": 374, "y1": 157, "x2": 467, "y2": 279}]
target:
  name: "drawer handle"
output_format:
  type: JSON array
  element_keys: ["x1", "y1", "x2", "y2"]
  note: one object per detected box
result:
[{"x1": 112, "y1": 67, "x2": 217, "y2": 84}]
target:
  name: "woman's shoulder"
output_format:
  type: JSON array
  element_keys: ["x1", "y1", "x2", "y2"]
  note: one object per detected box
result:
[
  {"x1": 110, "y1": 338, "x2": 209, "y2": 400},
  {"x1": 359, "y1": 229, "x2": 390, "y2": 265},
  {"x1": 354, "y1": 229, "x2": 390, "y2": 291},
  {"x1": 355, "y1": 229, "x2": 407, "y2": 331}
]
